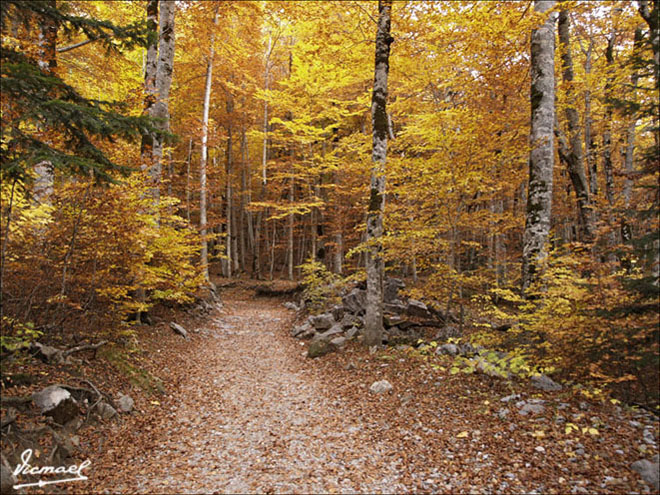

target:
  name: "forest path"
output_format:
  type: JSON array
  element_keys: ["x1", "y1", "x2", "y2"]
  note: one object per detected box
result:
[
  {"x1": 91, "y1": 288, "x2": 407, "y2": 494},
  {"x1": 88, "y1": 286, "x2": 656, "y2": 495}
]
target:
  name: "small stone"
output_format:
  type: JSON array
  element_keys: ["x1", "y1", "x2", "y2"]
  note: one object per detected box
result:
[
  {"x1": 307, "y1": 339, "x2": 335, "y2": 358},
  {"x1": 436, "y1": 343, "x2": 458, "y2": 356},
  {"x1": 117, "y1": 394, "x2": 134, "y2": 413},
  {"x1": 309, "y1": 313, "x2": 335, "y2": 330},
  {"x1": 498, "y1": 408, "x2": 510, "y2": 420},
  {"x1": 519, "y1": 402, "x2": 545, "y2": 416},
  {"x1": 169, "y1": 322, "x2": 188, "y2": 339},
  {"x1": 643, "y1": 429, "x2": 655, "y2": 445},
  {"x1": 406, "y1": 299, "x2": 430, "y2": 318},
  {"x1": 530, "y1": 373, "x2": 562, "y2": 391},
  {"x1": 283, "y1": 301, "x2": 299, "y2": 311},
  {"x1": 631, "y1": 458, "x2": 659, "y2": 491},
  {"x1": 369, "y1": 380, "x2": 393, "y2": 394},
  {"x1": 501, "y1": 394, "x2": 520, "y2": 403},
  {"x1": 330, "y1": 336, "x2": 347, "y2": 348},
  {"x1": 96, "y1": 401, "x2": 117, "y2": 420},
  {"x1": 345, "y1": 326, "x2": 359, "y2": 339}
]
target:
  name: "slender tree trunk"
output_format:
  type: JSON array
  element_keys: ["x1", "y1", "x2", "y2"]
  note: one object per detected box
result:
[
  {"x1": 199, "y1": 8, "x2": 218, "y2": 283},
  {"x1": 224, "y1": 95, "x2": 234, "y2": 278},
  {"x1": 141, "y1": 0, "x2": 158, "y2": 171},
  {"x1": 239, "y1": 129, "x2": 248, "y2": 272},
  {"x1": 33, "y1": 0, "x2": 58, "y2": 206},
  {"x1": 557, "y1": 9, "x2": 594, "y2": 240},
  {"x1": 522, "y1": 0, "x2": 557, "y2": 294},
  {"x1": 364, "y1": 0, "x2": 393, "y2": 347},
  {"x1": 603, "y1": 33, "x2": 616, "y2": 207},
  {"x1": 288, "y1": 173, "x2": 294, "y2": 280},
  {"x1": 583, "y1": 42, "x2": 598, "y2": 197},
  {"x1": 186, "y1": 137, "x2": 193, "y2": 224},
  {"x1": 622, "y1": 27, "x2": 644, "y2": 243}
]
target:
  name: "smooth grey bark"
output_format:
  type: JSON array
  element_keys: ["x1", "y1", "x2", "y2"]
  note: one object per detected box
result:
[
  {"x1": 185, "y1": 137, "x2": 193, "y2": 224},
  {"x1": 199, "y1": 8, "x2": 219, "y2": 282},
  {"x1": 149, "y1": 0, "x2": 176, "y2": 202},
  {"x1": 522, "y1": 0, "x2": 557, "y2": 294},
  {"x1": 364, "y1": 0, "x2": 393, "y2": 347},
  {"x1": 141, "y1": 0, "x2": 158, "y2": 167},
  {"x1": 34, "y1": 1, "x2": 57, "y2": 206},
  {"x1": 557, "y1": 9, "x2": 594, "y2": 240}
]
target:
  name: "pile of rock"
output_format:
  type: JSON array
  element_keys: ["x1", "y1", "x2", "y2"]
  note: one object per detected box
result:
[{"x1": 289, "y1": 278, "x2": 449, "y2": 358}]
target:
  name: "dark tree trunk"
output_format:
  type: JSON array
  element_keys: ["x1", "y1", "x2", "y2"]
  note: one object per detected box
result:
[
  {"x1": 557, "y1": 9, "x2": 594, "y2": 240},
  {"x1": 364, "y1": 0, "x2": 393, "y2": 347}
]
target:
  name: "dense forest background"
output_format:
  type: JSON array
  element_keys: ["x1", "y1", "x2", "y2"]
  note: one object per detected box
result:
[{"x1": 1, "y1": 0, "x2": 658, "y2": 407}]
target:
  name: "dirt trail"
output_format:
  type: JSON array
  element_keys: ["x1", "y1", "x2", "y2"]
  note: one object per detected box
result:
[
  {"x1": 92, "y1": 290, "x2": 407, "y2": 494},
  {"x1": 88, "y1": 288, "x2": 658, "y2": 495}
]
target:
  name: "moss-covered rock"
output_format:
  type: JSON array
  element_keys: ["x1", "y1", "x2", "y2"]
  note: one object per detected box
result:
[{"x1": 307, "y1": 339, "x2": 335, "y2": 359}]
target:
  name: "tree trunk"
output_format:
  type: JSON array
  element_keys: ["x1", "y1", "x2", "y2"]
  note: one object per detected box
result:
[
  {"x1": 622, "y1": 27, "x2": 644, "y2": 242},
  {"x1": 603, "y1": 33, "x2": 615, "y2": 207},
  {"x1": 186, "y1": 137, "x2": 193, "y2": 224},
  {"x1": 33, "y1": 0, "x2": 58, "y2": 206},
  {"x1": 583, "y1": 41, "x2": 598, "y2": 197},
  {"x1": 224, "y1": 94, "x2": 234, "y2": 278},
  {"x1": 288, "y1": 173, "x2": 294, "y2": 281},
  {"x1": 148, "y1": 0, "x2": 176, "y2": 206},
  {"x1": 364, "y1": 0, "x2": 393, "y2": 347},
  {"x1": 199, "y1": 8, "x2": 218, "y2": 283},
  {"x1": 557, "y1": 9, "x2": 594, "y2": 240},
  {"x1": 141, "y1": 0, "x2": 158, "y2": 171},
  {"x1": 522, "y1": 0, "x2": 557, "y2": 294}
]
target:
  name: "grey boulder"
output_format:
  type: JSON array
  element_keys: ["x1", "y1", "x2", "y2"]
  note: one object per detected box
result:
[
  {"x1": 631, "y1": 457, "x2": 659, "y2": 491},
  {"x1": 530, "y1": 373, "x2": 562, "y2": 392},
  {"x1": 32, "y1": 385, "x2": 79, "y2": 424},
  {"x1": 309, "y1": 313, "x2": 335, "y2": 330},
  {"x1": 369, "y1": 380, "x2": 393, "y2": 394}
]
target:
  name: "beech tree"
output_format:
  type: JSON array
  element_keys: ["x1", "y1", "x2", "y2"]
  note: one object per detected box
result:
[
  {"x1": 364, "y1": 0, "x2": 393, "y2": 347},
  {"x1": 522, "y1": 0, "x2": 558, "y2": 293}
]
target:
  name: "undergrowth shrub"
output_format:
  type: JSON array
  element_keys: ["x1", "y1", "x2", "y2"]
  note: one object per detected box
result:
[
  {"x1": 1, "y1": 173, "x2": 204, "y2": 345},
  {"x1": 299, "y1": 258, "x2": 344, "y2": 314},
  {"x1": 473, "y1": 250, "x2": 659, "y2": 405}
]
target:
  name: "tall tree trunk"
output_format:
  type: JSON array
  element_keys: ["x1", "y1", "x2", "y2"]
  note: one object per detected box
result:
[
  {"x1": 583, "y1": 41, "x2": 598, "y2": 197},
  {"x1": 288, "y1": 172, "x2": 294, "y2": 280},
  {"x1": 148, "y1": 0, "x2": 176, "y2": 207},
  {"x1": 522, "y1": 0, "x2": 557, "y2": 294},
  {"x1": 141, "y1": 0, "x2": 158, "y2": 170},
  {"x1": 186, "y1": 137, "x2": 193, "y2": 224},
  {"x1": 224, "y1": 94, "x2": 234, "y2": 278},
  {"x1": 33, "y1": 0, "x2": 58, "y2": 206},
  {"x1": 603, "y1": 33, "x2": 616, "y2": 207},
  {"x1": 622, "y1": 27, "x2": 644, "y2": 242},
  {"x1": 239, "y1": 129, "x2": 248, "y2": 272},
  {"x1": 364, "y1": 0, "x2": 393, "y2": 347},
  {"x1": 557, "y1": 9, "x2": 594, "y2": 240},
  {"x1": 199, "y1": 8, "x2": 218, "y2": 283}
]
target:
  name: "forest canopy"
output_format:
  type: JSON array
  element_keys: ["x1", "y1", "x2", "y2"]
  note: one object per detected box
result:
[{"x1": 1, "y1": 0, "x2": 658, "y2": 406}]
